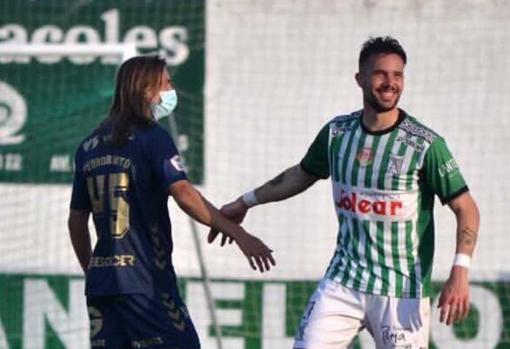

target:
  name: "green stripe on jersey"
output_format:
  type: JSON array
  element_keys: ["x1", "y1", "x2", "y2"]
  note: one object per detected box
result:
[
  {"x1": 405, "y1": 220, "x2": 417, "y2": 298},
  {"x1": 364, "y1": 136, "x2": 381, "y2": 189},
  {"x1": 376, "y1": 221, "x2": 389, "y2": 295},
  {"x1": 391, "y1": 221, "x2": 404, "y2": 297},
  {"x1": 363, "y1": 220, "x2": 376, "y2": 294},
  {"x1": 330, "y1": 133, "x2": 344, "y2": 182},
  {"x1": 349, "y1": 132, "x2": 368, "y2": 187},
  {"x1": 377, "y1": 131, "x2": 399, "y2": 190},
  {"x1": 340, "y1": 121, "x2": 359, "y2": 184},
  {"x1": 351, "y1": 218, "x2": 363, "y2": 289},
  {"x1": 391, "y1": 140, "x2": 408, "y2": 190},
  {"x1": 406, "y1": 138, "x2": 425, "y2": 190}
]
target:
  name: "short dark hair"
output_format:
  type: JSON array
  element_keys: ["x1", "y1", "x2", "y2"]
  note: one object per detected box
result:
[{"x1": 358, "y1": 36, "x2": 407, "y2": 70}]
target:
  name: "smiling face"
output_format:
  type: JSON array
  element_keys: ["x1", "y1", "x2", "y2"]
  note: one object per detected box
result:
[{"x1": 356, "y1": 53, "x2": 405, "y2": 113}]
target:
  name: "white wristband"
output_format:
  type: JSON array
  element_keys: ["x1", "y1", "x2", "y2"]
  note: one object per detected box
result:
[
  {"x1": 453, "y1": 253, "x2": 471, "y2": 268},
  {"x1": 241, "y1": 190, "x2": 259, "y2": 208}
]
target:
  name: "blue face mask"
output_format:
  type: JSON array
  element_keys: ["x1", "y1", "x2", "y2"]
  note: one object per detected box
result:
[{"x1": 151, "y1": 89, "x2": 178, "y2": 120}]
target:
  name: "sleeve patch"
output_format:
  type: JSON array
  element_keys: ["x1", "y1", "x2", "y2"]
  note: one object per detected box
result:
[{"x1": 170, "y1": 155, "x2": 185, "y2": 172}]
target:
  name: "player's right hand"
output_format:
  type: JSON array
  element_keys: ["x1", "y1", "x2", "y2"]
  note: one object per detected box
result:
[
  {"x1": 208, "y1": 198, "x2": 248, "y2": 246},
  {"x1": 234, "y1": 230, "x2": 276, "y2": 273}
]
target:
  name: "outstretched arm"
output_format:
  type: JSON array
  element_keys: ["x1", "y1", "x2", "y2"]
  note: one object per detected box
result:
[
  {"x1": 250, "y1": 164, "x2": 320, "y2": 204},
  {"x1": 438, "y1": 191, "x2": 480, "y2": 325},
  {"x1": 208, "y1": 164, "x2": 319, "y2": 244},
  {"x1": 169, "y1": 180, "x2": 275, "y2": 272}
]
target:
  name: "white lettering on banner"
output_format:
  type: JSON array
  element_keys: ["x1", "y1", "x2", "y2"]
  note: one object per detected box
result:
[
  {"x1": 0, "y1": 153, "x2": 23, "y2": 171},
  {"x1": 50, "y1": 154, "x2": 72, "y2": 172},
  {"x1": 0, "y1": 25, "x2": 29, "y2": 63},
  {"x1": 23, "y1": 279, "x2": 88, "y2": 349},
  {"x1": 262, "y1": 284, "x2": 294, "y2": 348},
  {"x1": 0, "y1": 81, "x2": 26, "y2": 145},
  {"x1": 186, "y1": 281, "x2": 244, "y2": 349},
  {"x1": 10, "y1": 278, "x2": 507, "y2": 349},
  {"x1": 31, "y1": 25, "x2": 64, "y2": 64},
  {"x1": 431, "y1": 285, "x2": 503, "y2": 349},
  {"x1": 0, "y1": 9, "x2": 190, "y2": 66}
]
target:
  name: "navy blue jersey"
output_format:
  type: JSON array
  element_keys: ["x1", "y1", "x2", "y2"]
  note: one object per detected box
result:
[{"x1": 70, "y1": 122, "x2": 187, "y2": 296}]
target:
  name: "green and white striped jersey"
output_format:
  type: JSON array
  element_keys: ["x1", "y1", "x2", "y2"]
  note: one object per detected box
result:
[{"x1": 300, "y1": 109, "x2": 468, "y2": 298}]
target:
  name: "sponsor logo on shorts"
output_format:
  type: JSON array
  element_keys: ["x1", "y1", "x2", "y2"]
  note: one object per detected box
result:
[
  {"x1": 88, "y1": 306, "x2": 103, "y2": 339},
  {"x1": 381, "y1": 326, "x2": 411, "y2": 348}
]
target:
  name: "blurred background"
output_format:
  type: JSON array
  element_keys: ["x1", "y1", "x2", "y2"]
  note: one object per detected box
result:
[{"x1": 0, "y1": 0, "x2": 509, "y2": 348}]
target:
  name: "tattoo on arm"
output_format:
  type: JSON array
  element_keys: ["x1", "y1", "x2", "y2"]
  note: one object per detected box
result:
[
  {"x1": 269, "y1": 172, "x2": 285, "y2": 186},
  {"x1": 459, "y1": 227, "x2": 477, "y2": 247}
]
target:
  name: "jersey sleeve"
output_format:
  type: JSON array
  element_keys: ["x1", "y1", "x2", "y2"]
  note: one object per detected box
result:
[
  {"x1": 150, "y1": 127, "x2": 188, "y2": 189},
  {"x1": 422, "y1": 137, "x2": 468, "y2": 204},
  {"x1": 70, "y1": 147, "x2": 92, "y2": 211},
  {"x1": 300, "y1": 123, "x2": 330, "y2": 179}
]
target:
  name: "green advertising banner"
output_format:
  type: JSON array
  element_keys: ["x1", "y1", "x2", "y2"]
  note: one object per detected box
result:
[
  {"x1": 0, "y1": 0, "x2": 204, "y2": 183},
  {"x1": 0, "y1": 274, "x2": 508, "y2": 349}
]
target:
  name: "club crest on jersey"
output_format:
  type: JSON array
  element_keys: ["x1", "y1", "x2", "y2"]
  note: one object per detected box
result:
[
  {"x1": 388, "y1": 155, "x2": 404, "y2": 176},
  {"x1": 356, "y1": 148, "x2": 373, "y2": 167}
]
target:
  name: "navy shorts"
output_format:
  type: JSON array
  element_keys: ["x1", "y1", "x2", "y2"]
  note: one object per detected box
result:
[{"x1": 87, "y1": 292, "x2": 200, "y2": 349}]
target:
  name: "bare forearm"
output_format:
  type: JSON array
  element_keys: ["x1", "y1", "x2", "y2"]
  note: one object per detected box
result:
[
  {"x1": 450, "y1": 193, "x2": 480, "y2": 257},
  {"x1": 252, "y1": 165, "x2": 317, "y2": 204},
  {"x1": 68, "y1": 215, "x2": 92, "y2": 274},
  {"x1": 71, "y1": 231, "x2": 92, "y2": 273},
  {"x1": 455, "y1": 214, "x2": 479, "y2": 256},
  {"x1": 172, "y1": 182, "x2": 242, "y2": 238}
]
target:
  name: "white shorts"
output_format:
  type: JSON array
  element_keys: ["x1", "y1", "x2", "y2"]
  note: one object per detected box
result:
[{"x1": 293, "y1": 278, "x2": 430, "y2": 349}]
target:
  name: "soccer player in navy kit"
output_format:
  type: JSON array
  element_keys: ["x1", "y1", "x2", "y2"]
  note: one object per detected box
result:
[{"x1": 68, "y1": 55, "x2": 275, "y2": 349}]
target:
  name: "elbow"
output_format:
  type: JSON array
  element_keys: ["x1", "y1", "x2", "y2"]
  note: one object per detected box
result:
[
  {"x1": 452, "y1": 193, "x2": 480, "y2": 229},
  {"x1": 473, "y1": 201, "x2": 481, "y2": 228},
  {"x1": 171, "y1": 181, "x2": 200, "y2": 212}
]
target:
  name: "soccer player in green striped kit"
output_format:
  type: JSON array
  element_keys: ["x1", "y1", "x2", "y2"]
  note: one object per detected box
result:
[{"x1": 209, "y1": 36, "x2": 480, "y2": 348}]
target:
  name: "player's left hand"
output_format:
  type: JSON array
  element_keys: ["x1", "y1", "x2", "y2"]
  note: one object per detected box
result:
[{"x1": 437, "y1": 266, "x2": 470, "y2": 325}]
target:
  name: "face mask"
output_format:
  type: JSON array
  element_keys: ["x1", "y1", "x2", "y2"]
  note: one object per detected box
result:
[{"x1": 151, "y1": 89, "x2": 178, "y2": 120}]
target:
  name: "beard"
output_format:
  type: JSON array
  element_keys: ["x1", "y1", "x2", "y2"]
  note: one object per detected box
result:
[{"x1": 364, "y1": 87, "x2": 401, "y2": 113}]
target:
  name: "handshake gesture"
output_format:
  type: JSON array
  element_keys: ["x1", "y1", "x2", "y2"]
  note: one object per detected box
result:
[{"x1": 208, "y1": 197, "x2": 275, "y2": 273}]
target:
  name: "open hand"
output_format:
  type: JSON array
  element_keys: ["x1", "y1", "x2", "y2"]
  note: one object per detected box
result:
[
  {"x1": 438, "y1": 266, "x2": 470, "y2": 325},
  {"x1": 235, "y1": 230, "x2": 276, "y2": 273}
]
